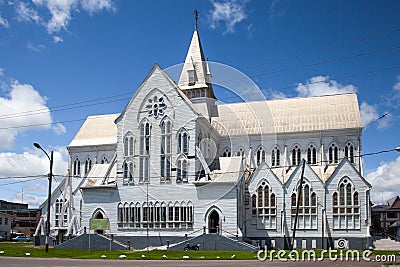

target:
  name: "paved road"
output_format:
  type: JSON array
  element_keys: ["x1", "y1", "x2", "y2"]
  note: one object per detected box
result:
[{"x1": 0, "y1": 256, "x2": 399, "y2": 267}]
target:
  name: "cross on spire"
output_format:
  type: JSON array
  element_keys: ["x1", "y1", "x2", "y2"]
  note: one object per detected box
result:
[{"x1": 193, "y1": 9, "x2": 199, "y2": 30}]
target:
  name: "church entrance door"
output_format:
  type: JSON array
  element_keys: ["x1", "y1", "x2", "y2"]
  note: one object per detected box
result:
[{"x1": 208, "y1": 210, "x2": 220, "y2": 234}]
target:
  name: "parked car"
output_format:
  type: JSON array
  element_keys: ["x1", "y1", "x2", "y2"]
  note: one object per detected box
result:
[
  {"x1": 12, "y1": 236, "x2": 32, "y2": 242},
  {"x1": 0, "y1": 235, "x2": 5, "y2": 241}
]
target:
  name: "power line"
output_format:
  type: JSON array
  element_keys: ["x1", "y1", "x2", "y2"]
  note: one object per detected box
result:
[
  {"x1": 0, "y1": 64, "x2": 398, "y2": 132},
  {"x1": 0, "y1": 174, "x2": 47, "y2": 180},
  {"x1": 230, "y1": 45, "x2": 400, "y2": 83},
  {"x1": 0, "y1": 176, "x2": 46, "y2": 187},
  {"x1": 363, "y1": 107, "x2": 399, "y2": 130},
  {"x1": 0, "y1": 45, "x2": 399, "y2": 122},
  {"x1": 241, "y1": 26, "x2": 400, "y2": 70},
  {"x1": 0, "y1": 96, "x2": 130, "y2": 120}
]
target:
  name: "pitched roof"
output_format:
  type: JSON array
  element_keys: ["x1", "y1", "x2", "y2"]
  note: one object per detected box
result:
[
  {"x1": 212, "y1": 93, "x2": 362, "y2": 136},
  {"x1": 68, "y1": 114, "x2": 119, "y2": 147}
]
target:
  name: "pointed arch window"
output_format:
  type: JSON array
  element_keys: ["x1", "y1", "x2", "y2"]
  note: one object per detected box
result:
[
  {"x1": 222, "y1": 147, "x2": 231, "y2": 157},
  {"x1": 328, "y1": 144, "x2": 339, "y2": 164},
  {"x1": 188, "y1": 70, "x2": 195, "y2": 86},
  {"x1": 252, "y1": 182, "x2": 276, "y2": 229},
  {"x1": 271, "y1": 146, "x2": 280, "y2": 167},
  {"x1": 161, "y1": 120, "x2": 172, "y2": 182},
  {"x1": 292, "y1": 145, "x2": 301, "y2": 166},
  {"x1": 345, "y1": 142, "x2": 355, "y2": 164},
  {"x1": 117, "y1": 203, "x2": 123, "y2": 224},
  {"x1": 333, "y1": 178, "x2": 360, "y2": 229},
  {"x1": 55, "y1": 199, "x2": 66, "y2": 227},
  {"x1": 177, "y1": 128, "x2": 189, "y2": 155},
  {"x1": 177, "y1": 156, "x2": 188, "y2": 183},
  {"x1": 256, "y1": 146, "x2": 266, "y2": 166},
  {"x1": 123, "y1": 161, "x2": 134, "y2": 184},
  {"x1": 139, "y1": 121, "x2": 151, "y2": 183},
  {"x1": 291, "y1": 182, "x2": 318, "y2": 229},
  {"x1": 84, "y1": 158, "x2": 92, "y2": 175},
  {"x1": 307, "y1": 144, "x2": 317, "y2": 165},
  {"x1": 237, "y1": 147, "x2": 245, "y2": 157},
  {"x1": 124, "y1": 134, "x2": 134, "y2": 157},
  {"x1": 101, "y1": 156, "x2": 108, "y2": 164},
  {"x1": 73, "y1": 158, "x2": 80, "y2": 176}
]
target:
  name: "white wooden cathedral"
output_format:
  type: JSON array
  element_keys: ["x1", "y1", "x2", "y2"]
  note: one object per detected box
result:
[{"x1": 37, "y1": 16, "x2": 371, "y2": 250}]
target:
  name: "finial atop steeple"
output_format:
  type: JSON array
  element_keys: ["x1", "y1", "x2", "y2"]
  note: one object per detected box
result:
[{"x1": 193, "y1": 9, "x2": 199, "y2": 30}]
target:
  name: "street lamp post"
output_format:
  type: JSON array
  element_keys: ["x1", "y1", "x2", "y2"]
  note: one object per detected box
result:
[{"x1": 34, "y1": 142, "x2": 53, "y2": 252}]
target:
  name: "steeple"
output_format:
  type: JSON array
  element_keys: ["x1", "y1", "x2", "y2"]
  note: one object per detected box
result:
[{"x1": 178, "y1": 11, "x2": 216, "y2": 100}]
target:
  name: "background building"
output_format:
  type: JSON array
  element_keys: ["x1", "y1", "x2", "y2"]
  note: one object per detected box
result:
[{"x1": 0, "y1": 200, "x2": 41, "y2": 238}]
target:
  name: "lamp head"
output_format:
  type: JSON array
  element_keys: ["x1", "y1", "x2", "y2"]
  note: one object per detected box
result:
[
  {"x1": 396, "y1": 147, "x2": 400, "y2": 153},
  {"x1": 33, "y1": 142, "x2": 42, "y2": 149}
]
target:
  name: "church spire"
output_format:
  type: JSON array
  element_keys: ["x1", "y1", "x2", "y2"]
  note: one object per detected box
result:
[
  {"x1": 178, "y1": 10, "x2": 215, "y2": 100},
  {"x1": 194, "y1": 9, "x2": 199, "y2": 30}
]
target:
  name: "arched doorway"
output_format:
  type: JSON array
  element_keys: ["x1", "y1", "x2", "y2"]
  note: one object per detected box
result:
[
  {"x1": 208, "y1": 210, "x2": 220, "y2": 234},
  {"x1": 92, "y1": 209, "x2": 105, "y2": 235}
]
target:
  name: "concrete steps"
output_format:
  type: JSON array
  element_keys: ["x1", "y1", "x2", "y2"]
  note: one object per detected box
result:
[
  {"x1": 168, "y1": 234, "x2": 258, "y2": 251},
  {"x1": 374, "y1": 238, "x2": 400, "y2": 251}
]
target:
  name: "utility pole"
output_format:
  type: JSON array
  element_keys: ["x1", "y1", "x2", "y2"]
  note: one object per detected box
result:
[{"x1": 34, "y1": 143, "x2": 53, "y2": 252}]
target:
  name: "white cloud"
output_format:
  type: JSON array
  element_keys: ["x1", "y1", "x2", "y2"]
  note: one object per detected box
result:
[
  {"x1": 0, "y1": 13, "x2": 9, "y2": 28},
  {"x1": 11, "y1": 192, "x2": 44, "y2": 207},
  {"x1": 393, "y1": 75, "x2": 400, "y2": 91},
  {"x1": 0, "y1": 68, "x2": 4, "y2": 77},
  {"x1": 16, "y1": 1, "x2": 41, "y2": 23},
  {"x1": 80, "y1": 0, "x2": 115, "y2": 15},
  {"x1": 295, "y1": 76, "x2": 357, "y2": 97},
  {"x1": 30, "y1": 0, "x2": 115, "y2": 34},
  {"x1": 359, "y1": 101, "x2": 378, "y2": 127},
  {"x1": 208, "y1": 0, "x2": 247, "y2": 34},
  {"x1": 0, "y1": 149, "x2": 68, "y2": 178},
  {"x1": 359, "y1": 102, "x2": 393, "y2": 129},
  {"x1": 52, "y1": 35, "x2": 63, "y2": 43},
  {"x1": 269, "y1": 0, "x2": 285, "y2": 19},
  {"x1": 26, "y1": 42, "x2": 46, "y2": 52},
  {"x1": 53, "y1": 123, "x2": 66, "y2": 135},
  {"x1": 377, "y1": 111, "x2": 392, "y2": 129},
  {"x1": 366, "y1": 156, "x2": 400, "y2": 204},
  {"x1": 268, "y1": 89, "x2": 287, "y2": 100},
  {"x1": 0, "y1": 81, "x2": 52, "y2": 148}
]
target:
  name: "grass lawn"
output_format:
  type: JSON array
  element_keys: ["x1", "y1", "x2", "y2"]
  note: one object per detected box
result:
[
  {"x1": 0, "y1": 242, "x2": 398, "y2": 261},
  {"x1": 0, "y1": 242, "x2": 257, "y2": 260}
]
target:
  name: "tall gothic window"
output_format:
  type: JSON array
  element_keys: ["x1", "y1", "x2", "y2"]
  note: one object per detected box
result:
[
  {"x1": 271, "y1": 146, "x2": 280, "y2": 167},
  {"x1": 139, "y1": 121, "x2": 151, "y2": 183},
  {"x1": 161, "y1": 120, "x2": 172, "y2": 182},
  {"x1": 345, "y1": 142, "x2": 355, "y2": 164},
  {"x1": 123, "y1": 161, "x2": 134, "y2": 184},
  {"x1": 256, "y1": 146, "x2": 266, "y2": 166},
  {"x1": 291, "y1": 183, "x2": 317, "y2": 229},
  {"x1": 292, "y1": 145, "x2": 301, "y2": 166},
  {"x1": 54, "y1": 199, "x2": 68, "y2": 227},
  {"x1": 252, "y1": 181, "x2": 276, "y2": 229},
  {"x1": 73, "y1": 158, "x2": 80, "y2": 176},
  {"x1": 84, "y1": 158, "x2": 92, "y2": 175},
  {"x1": 222, "y1": 147, "x2": 231, "y2": 157},
  {"x1": 177, "y1": 129, "x2": 189, "y2": 155},
  {"x1": 307, "y1": 144, "x2": 317, "y2": 165},
  {"x1": 328, "y1": 143, "x2": 339, "y2": 164},
  {"x1": 177, "y1": 156, "x2": 188, "y2": 183},
  {"x1": 333, "y1": 178, "x2": 360, "y2": 229},
  {"x1": 124, "y1": 133, "x2": 134, "y2": 157}
]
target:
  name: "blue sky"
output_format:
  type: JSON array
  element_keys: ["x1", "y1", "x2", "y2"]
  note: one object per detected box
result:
[{"x1": 0, "y1": 0, "x2": 399, "y2": 207}]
